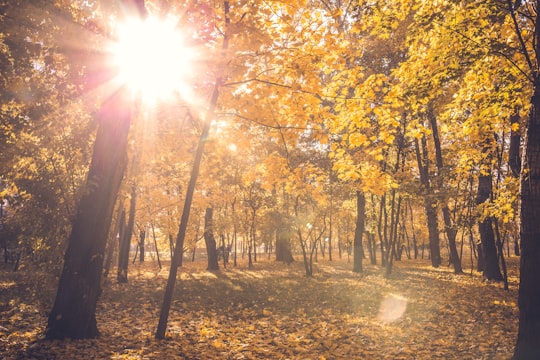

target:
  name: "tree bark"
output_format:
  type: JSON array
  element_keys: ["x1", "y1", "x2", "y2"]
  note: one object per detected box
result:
[
  {"x1": 118, "y1": 184, "x2": 136, "y2": 283},
  {"x1": 415, "y1": 136, "x2": 441, "y2": 267},
  {"x1": 428, "y1": 112, "x2": 463, "y2": 273},
  {"x1": 509, "y1": 108, "x2": 522, "y2": 178},
  {"x1": 102, "y1": 205, "x2": 122, "y2": 282},
  {"x1": 376, "y1": 195, "x2": 387, "y2": 266},
  {"x1": 139, "y1": 230, "x2": 145, "y2": 262},
  {"x1": 386, "y1": 192, "x2": 401, "y2": 277},
  {"x1": 276, "y1": 224, "x2": 294, "y2": 264},
  {"x1": 352, "y1": 191, "x2": 365, "y2": 273},
  {"x1": 155, "y1": 88, "x2": 216, "y2": 339},
  {"x1": 476, "y1": 169, "x2": 503, "y2": 281},
  {"x1": 46, "y1": 87, "x2": 132, "y2": 339},
  {"x1": 204, "y1": 207, "x2": 219, "y2": 271},
  {"x1": 514, "y1": 81, "x2": 540, "y2": 358},
  {"x1": 155, "y1": 25, "x2": 226, "y2": 336}
]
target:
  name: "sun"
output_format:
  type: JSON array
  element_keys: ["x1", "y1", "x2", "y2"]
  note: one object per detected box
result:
[{"x1": 109, "y1": 15, "x2": 194, "y2": 104}]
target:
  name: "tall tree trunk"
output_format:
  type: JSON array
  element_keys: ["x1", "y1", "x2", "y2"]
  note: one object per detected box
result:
[
  {"x1": 476, "y1": 169, "x2": 503, "y2": 281},
  {"x1": 232, "y1": 198, "x2": 238, "y2": 267},
  {"x1": 366, "y1": 232, "x2": 376, "y2": 265},
  {"x1": 407, "y1": 200, "x2": 419, "y2": 260},
  {"x1": 204, "y1": 207, "x2": 219, "y2": 271},
  {"x1": 415, "y1": 136, "x2": 441, "y2": 267},
  {"x1": 352, "y1": 191, "x2": 365, "y2": 273},
  {"x1": 151, "y1": 224, "x2": 162, "y2": 269},
  {"x1": 118, "y1": 184, "x2": 136, "y2": 283},
  {"x1": 514, "y1": 60, "x2": 540, "y2": 358},
  {"x1": 156, "y1": 70, "x2": 221, "y2": 340},
  {"x1": 428, "y1": 112, "x2": 463, "y2": 273},
  {"x1": 153, "y1": 0, "x2": 230, "y2": 338},
  {"x1": 102, "y1": 205, "x2": 122, "y2": 282},
  {"x1": 509, "y1": 109, "x2": 522, "y2": 260},
  {"x1": 515, "y1": 110, "x2": 540, "y2": 355},
  {"x1": 298, "y1": 229, "x2": 312, "y2": 276},
  {"x1": 386, "y1": 192, "x2": 401, "y2": 277},
  {"x1": 328, "y1": 211, "x2": 333, "y2": 261},
  {"x1": 249, "y1": 206, "x2": 257, "y2": 268},
  {"x1": 46, "y1": 87, "x2": 132, "y2": 339},
  {"x1": 377, "y1": 195, "x2": 387, "y2": 266},
  {"x1": 139, "y1": 230, "x2": 145, "y2": 262},
  {"x1": 509, "y1": 107, "x2": 522, "y2": 178}
]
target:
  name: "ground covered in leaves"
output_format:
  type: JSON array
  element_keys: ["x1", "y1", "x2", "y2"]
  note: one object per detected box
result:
[{"x1": 1, "y1": 256, "x2": 518, "y2": 359}]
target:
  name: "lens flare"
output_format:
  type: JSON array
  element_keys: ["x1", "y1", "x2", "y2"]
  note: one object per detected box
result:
[{"x1": 377, "y1": 293, "x2": 407, "y2": 323}]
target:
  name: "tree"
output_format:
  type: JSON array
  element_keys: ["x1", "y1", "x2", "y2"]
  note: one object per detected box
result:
[
  {"x1": 46, "y1": 87, "x2": 133, "y2": 339},
  {"x1": 352, "y1": 191, "x2": 366, "y2": 273},
  {"x1": 275, "y1": 212, "x2": 295, "y2": 264},
  {"x1": 155, "y1": 0, "x2": 230, "y2": 339},
  {"x1": 46, "y1": 0, "x2": 145, "y2": 340},
  {"x1": 513, "y1": 1, "x2": 540, "y2": 357},
  {"x1": 0, "y1": 1, "x2": 95, "y2": 266},
  {"x1": 414, "y1": 134, "x2": 442, "y2": 268},
  {"x1": 117, "y1": 184, "x2": 137, "y2": 283},
  {"x1": 475, "y1": 140, "x2": 503, "y2": 281},
  {"x1": 427, "y1": 111, "x2": 463, "y2": 273},
  {"x1": 204, "y1": 207, "x2": 219, "y2": 271}
]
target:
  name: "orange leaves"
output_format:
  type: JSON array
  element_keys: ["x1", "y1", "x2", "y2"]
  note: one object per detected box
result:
[
  {"x1": 348, "y1": 132, "x2": 369, "y2": 148},
  {"x1": 2, "y1": 258, "x2": 519, "y2": 359}
]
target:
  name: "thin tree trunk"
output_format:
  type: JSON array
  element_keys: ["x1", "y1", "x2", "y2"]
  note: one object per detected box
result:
[
  {"x1": 509, "y1": 107, "x2": 522, "y2": 178},
  {"x1": 204, "y1": 207, "x2": 219, "y2": 271},
  {"x1": 151, "y1": 224, "x2": 162, "y2": 269},
  {"x1": 415, "y1": 136, "x2": 441, "y2": 267},
  {"x1": 377, "y1": 195, "x2": 387, "y2": 266},
  {"x1": 118, "y1": 184, "x2": 136, "y2": 283},
  {"x1": 139, "y1": 230, "x2": 145, "y2": 262},
  {"x1": 493, "y1": 219, "x2": 509, "y2": 290},
  {"x1": 386, "y1": 192, "x2": 401, "y2": 277},
  {"x1": 155, "y1": 0, "x2": 229, "y2": 337},
  {"x1": 328, "y1": 211, "x2": 333, "y2": 261},
  {"x1": 168, "y1": 234, "x2": 174, "y2": 261},
  {"x1": 232, "y1": 199, "x2": 238, "y2": 267},
  {"x1": 102, "y1": 205, "x2": 122, "y2": 282},
  {"x1": 353, "y1": 191, "x2": 365, "y2": 273}
]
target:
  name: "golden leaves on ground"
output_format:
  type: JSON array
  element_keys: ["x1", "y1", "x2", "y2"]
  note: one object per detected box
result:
[{"x1": 1, "y1": 258, "x2": 518, "y2": 359}]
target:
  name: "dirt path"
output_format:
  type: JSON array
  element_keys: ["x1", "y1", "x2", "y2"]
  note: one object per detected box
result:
[{"x1": 1, "y1": 257, "x2": 518, "y2": 359}]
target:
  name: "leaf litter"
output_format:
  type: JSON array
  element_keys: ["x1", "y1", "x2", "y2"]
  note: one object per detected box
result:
[{"x1": 0, "y1": 257, "x2": 518, "y2": 359}]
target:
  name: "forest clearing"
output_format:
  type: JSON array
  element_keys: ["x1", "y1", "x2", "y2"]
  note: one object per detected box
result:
[
  {"x1": 1, "y1": 257, "x2": 518, "y2": 359},
  {"x1": 4, "y1": 0, "x2": 540, "y2": 357}
]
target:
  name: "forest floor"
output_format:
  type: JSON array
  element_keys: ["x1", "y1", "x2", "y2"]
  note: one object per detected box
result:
[{"x1": 1, "y1": 255, "x2": 519, "y2": 359}]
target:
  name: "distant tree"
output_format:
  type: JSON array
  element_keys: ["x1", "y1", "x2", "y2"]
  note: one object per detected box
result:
[
  {"x1": 414, "y1": 135, "x2": 442, "y2": 268},
  {"x1": 352, "y1": 191, "x2": 365, "y2": 273},
  {"x1": 275, "y1": 213, "x2": 294, "y2": 264},
  {"x1": 204, "y1": 207, "x2": 219, "y2": 271},
  {"x1": 118, "y1": 184, "x2": 137, "y2": 283},
  {"x1": 427, "y1": 112, "x2": 463, "y2": 274}
]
